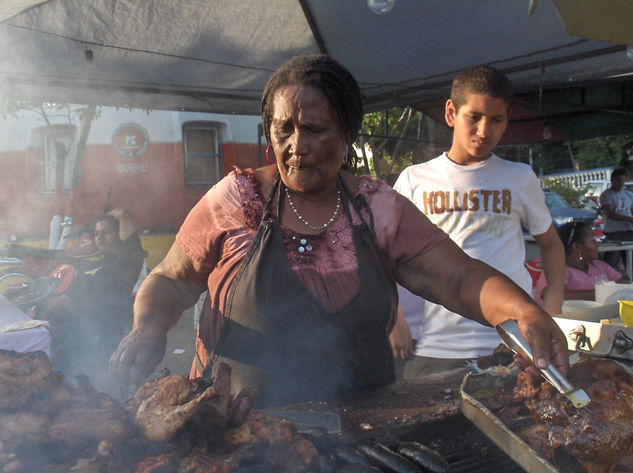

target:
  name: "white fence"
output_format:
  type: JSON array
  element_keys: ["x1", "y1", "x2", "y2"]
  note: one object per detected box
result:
[{"x1": 541, "y1": 167, "x2": 612, "y2": 189}]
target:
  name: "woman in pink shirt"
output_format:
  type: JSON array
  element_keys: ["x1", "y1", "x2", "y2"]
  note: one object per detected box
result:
[{"x1": 535, "y1": 222, "x2": 629, "y2": 302}]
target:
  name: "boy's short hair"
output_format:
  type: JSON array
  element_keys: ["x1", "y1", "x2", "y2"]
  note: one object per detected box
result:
[{"x1": 450, "y1": 65, "x2": 514, "y2": 110}]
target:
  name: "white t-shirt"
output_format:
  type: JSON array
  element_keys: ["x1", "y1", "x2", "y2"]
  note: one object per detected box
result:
[
  {"x1": 599, "y1": 188, "x2": 633, "y2": 233},
  {"x1": 393, "y1": 153, "x2": 552, "y2": 358}
]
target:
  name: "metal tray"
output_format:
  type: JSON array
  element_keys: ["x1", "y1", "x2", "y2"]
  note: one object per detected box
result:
[{"x1": 460, "y1": 370, "x2": 558, "y2": 473}]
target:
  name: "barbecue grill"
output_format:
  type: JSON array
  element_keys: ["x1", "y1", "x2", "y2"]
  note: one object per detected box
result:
[{"x1": 400, "y1": 414, "x2": 525, "y2": 473}]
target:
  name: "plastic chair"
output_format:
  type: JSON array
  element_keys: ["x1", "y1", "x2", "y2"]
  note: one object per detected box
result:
[{"x1": 525, "y1": 257, "x2": 543, "y2": 287}]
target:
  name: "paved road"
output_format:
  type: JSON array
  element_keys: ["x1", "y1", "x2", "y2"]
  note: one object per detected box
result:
[{"x1": 153, "y1": 307, "x2": 197, "y2": 377}]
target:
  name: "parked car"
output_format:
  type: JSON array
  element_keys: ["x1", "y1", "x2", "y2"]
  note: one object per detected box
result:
[{"x1": 544, "y1": 191, "x2": 604, "y2": 239}]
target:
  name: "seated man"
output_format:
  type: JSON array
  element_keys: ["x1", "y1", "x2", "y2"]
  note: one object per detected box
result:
[{"x1": 43, "y1": 208, "x2": 147, "y2": 377}]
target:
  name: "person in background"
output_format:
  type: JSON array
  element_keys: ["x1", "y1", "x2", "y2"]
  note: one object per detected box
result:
[
  {"x1": 534, "y1": 221, "x2": 630, "y2": 302},
  {"x1": 599, "y1": 168, "x2": 633, "y2": 272},
  {"x1": 42, "y1": 207, "x2": 147, "y2": 378},
  {"x1": 109, "y1": 55, "x2": 569, "y2": 406},
  {"x1": 393, "y1": 65, "x2": 565, "y2": 380}
]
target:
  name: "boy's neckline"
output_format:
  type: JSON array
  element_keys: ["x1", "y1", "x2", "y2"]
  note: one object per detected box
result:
[{"x1": 445, "y1": 151, "x2": 493, "y2": 166}]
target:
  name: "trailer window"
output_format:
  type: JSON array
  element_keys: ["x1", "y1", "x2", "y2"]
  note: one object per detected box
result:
[
  {"x1": 183, "y1": 123, "x2": 222, "y2": 187},
  {"x1": 35, "y1": 125, "x2": 77, "y2": 193}
]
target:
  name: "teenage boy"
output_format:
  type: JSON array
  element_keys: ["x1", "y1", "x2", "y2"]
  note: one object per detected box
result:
[{"x1": 393, "y1": 65, "x2": 565, "y2": 378}]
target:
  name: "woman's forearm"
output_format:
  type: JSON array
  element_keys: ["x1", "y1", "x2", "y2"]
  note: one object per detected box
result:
[
  {"x1": 396, "y1": 239, "x2": 539, "y2": 328},
  {"x1": 133, "y1": 272, "x2": 200, "y2": 332}
]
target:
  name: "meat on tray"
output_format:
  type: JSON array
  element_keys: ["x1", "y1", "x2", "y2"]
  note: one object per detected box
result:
[{"x1": 482, "y1": 358, "x2": 633, "y2": 473}]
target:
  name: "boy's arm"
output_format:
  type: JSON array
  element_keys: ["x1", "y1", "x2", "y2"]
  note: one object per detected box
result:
[
  {"x1": 601, "y1": 202, "x2": 633, "y2": 222},
  {"x1": 533, "y1": 224, "x2": 565, "y2": 315}
]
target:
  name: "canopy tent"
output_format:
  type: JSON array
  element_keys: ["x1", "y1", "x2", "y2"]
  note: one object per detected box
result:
[
  {"x1": 1, "y1": 0, "x2": 632, "y2": 143},
  {"x1": 415, "y1": 77, "x2": 633, "y2": 145}
]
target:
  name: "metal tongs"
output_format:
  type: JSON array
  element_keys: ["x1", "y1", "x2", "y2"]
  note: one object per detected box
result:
[{"x1": 497, "y1": 320, "x2": 591, "y2": 408}]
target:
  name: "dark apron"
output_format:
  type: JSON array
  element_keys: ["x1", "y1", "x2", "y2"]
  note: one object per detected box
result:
[{"x1": 206, "y1": 174, "x2": 395, "y2": 407}]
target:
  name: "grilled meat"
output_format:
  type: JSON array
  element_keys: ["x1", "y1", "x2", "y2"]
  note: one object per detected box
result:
[
  {"x1": 489, "y1": 358, "x2": 633, "y2": 473},
  {"x1": 0, "y1": 353, "x2": 319, "y2": 473},
  {"x1": 0, "y1": 349, "x2": 51, "y2": 409},
  {"x1": 265, "y1": 436, "x2": 318, "y2": 473},
  {"x1": 127, "y1": 363, "x2": 255, "y2": 443},
  {"x1": 0, "y1": 411, "x2": 50, "y2": 448},
  {"x1": 128, "y1": 374, "x2": 210, "y2": 442},
  {"x1": 223, "y1": 410, "x2": 297, "y2": 448},
  {"x1": 49, "y1": 405, "x2": 136, "y2": 448}
]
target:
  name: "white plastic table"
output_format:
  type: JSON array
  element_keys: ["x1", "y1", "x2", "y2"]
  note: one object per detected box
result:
[{"x1": 598, "y1": 242, "x2": 633, "y2": 280}]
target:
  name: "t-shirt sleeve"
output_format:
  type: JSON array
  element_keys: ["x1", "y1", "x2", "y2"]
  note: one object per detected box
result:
[
  {"x1": 365, "y1": 179, "x2": 448, "y2": 270},
  {"x1": 392, "y1": 168, "x2": 413, "y2": 200},
  {"x1": 176, "y1": 173, "x2": 244, "y2": 268},
  {"x1": 522, "y1": 170, "x2": 553, "y2": 236},
  {"x1": 599, "y1": 190, "x2": 613, "y2": 208}
]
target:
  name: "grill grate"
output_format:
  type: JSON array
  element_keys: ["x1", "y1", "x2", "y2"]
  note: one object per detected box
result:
[{"x1": 400, "y1": 414, "x2": 526, "y2": 473}]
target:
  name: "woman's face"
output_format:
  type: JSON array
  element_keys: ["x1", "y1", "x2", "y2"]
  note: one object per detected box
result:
[
  {"x1": 269, "y1": 85, "x2": 346, "y2": 197},
  {"x1": 577, "y1": 229, "x2": 599, "y2": 261}
]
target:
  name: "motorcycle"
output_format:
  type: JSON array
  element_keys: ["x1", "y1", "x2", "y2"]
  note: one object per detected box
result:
[{"x1": 0, "y1": 233, "x2": 101, "y2": 317}]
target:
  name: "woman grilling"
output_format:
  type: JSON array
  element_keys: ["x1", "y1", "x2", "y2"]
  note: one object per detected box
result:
[{"x1": 109, "y1": 55, "x2": 569, "y2": 407}]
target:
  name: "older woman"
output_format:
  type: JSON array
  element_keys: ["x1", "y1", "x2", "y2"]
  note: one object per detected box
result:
[
  {"x1": 110, "y1": 55, "x2": 568, "y2": 406},
  {"x1": 535, "y1": 221, "x2": 630, "y2": 302}
]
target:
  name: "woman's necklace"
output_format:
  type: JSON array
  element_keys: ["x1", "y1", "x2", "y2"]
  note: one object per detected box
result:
[{"x1": 286, "y1": 186, "x2": 341, "y2": 232}]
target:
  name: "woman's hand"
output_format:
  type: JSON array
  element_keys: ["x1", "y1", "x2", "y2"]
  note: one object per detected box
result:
[
  {"x1": 109, "y1": 325, "x2": 168, "y2": 391},
  {"x1": 514, "y1": 310, "x2": 570, "y2": 378},
  {"x1": 389, "y1": 307, "x2": 413, "y2": 360},
  {"x1": 108, "y1": 242, "x2": 208, "y2": 391}
]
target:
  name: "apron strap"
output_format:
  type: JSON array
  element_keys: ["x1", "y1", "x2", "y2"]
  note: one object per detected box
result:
[
  {"x1": 338, "y1": 173, "x2": 378, "y2": 242},
  {"x1": 262, "y1": 174, "x2": 281, "y2": 222}
]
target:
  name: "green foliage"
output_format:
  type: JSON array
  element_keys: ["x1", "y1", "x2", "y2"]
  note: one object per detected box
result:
[
  {"x1": 358, "y1": 107, "x2": 450, "y2": 179},
  {"x1": 530, "y1": 134, "x2": 633, "y2": 176},
  {"x1": 573, "y1": 135, "x2": 633, "y2": 169},
  {"x1": 541, "y1": 178, "x2": 590, "y2": 208}
]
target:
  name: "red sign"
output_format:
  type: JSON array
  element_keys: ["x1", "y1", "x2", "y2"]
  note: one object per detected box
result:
[{"x1": 112, "y1": 123, "x2": 149, "y2": 158}]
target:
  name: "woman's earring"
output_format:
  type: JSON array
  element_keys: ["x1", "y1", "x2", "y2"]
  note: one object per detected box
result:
[
  {"x1": 266, "y1": 144, "x2": 274, "y2": 163},
  {"x1": 344, "y1": 144, "x2": 349, "y2": 163},
  {"x1": 578, "y1": 252, "x2": 584, "y2": 263}
]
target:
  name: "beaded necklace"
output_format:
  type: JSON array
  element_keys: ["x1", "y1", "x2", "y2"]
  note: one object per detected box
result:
[{"x1": 286, "y1": 185, "x2": 341, "y2": 231}]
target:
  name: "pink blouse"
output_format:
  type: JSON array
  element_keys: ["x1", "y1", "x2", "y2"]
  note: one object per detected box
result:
[
  {"x1": 534, "y1": 259, "x2": 622, "y2": 303},
  {"x1": 176, "y1": 168, "x2": 447, "y2": 371}
]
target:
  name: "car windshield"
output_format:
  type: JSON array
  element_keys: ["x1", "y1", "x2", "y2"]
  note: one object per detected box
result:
[{"x1": 545, "y1": 193, "x2": 570, "y2": 209}]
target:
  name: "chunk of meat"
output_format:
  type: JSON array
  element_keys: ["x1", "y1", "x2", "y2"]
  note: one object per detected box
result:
[
  {"x1": 128, "y1": 363, "x2": 255, "y2": 443},
  {"x1": 223, "y1": 411, "x2": 298, "y2": 449},
  {"x1": 0, "y1": 411, "x2": 50, "y2": 448},
  {"x1": 265, "y1": 436, "x2": 318, "y2": 473},
  {"x1": 0, "y1": 349, "x2": 51, "y2": 409},
  {"x1": 515, "y1": 358, "x2": 633, "y2": 472},
  {"x1": 49, "y1": 406, "x2": 137, "y2": 447},
  {"x1": 247, "y1": 411, "x2": 297, "y2": 445},
  {"x1": 131, "y1": 447, "x2": 254, "y2": 473},
  {"x1": 130, "y1": 374, "x2": 224, "y2": 442}
]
